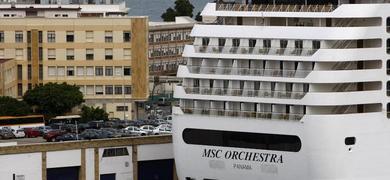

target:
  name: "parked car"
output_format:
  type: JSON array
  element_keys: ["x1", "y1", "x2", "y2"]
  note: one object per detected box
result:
[
  {"x1": 23, "y1": 127, "x2": 41, "y2": 138},
  {"x1": 88, "y1": 120, "x2": 105, "y2": 129},
  {"x1": 124, "y1": 126, "x2": 147, "y2": 136},
  {"x1": 56, "y1": 133, "x2": 78, "y2": 142},
  {"x1": 79, "y1": 129, "x2": 100, "y2": 140},
  {"x1": 100, "y1": 128, "x2": 122, "y2": 138},
  {"x1": 43, "y1": 129, "x2": 66, "y2": 142},
  {"x1": 37, "y1": 126, "x2": 52, "y2": 135},
  {"x1": 77, "y1": 123, "x2": 90, "y2": 132},
  {"x1": 0, "y1": 129, "x2": 15, "y2": 139},
  {"x1": 12, "y1": 129, "x2": 26, "y2": 138},
  {"x1": 152, "y1": 127, "x2": 172, "y2": 135},
  {"x1": 155, "y1": 124, "x2": 171, "y2": 130},
  {"x1": 163, "y1": 115, "x2": 173, "y2": 124},
  {"x1": 140, "y1": 125, "x2": 156, "y2": 135}
]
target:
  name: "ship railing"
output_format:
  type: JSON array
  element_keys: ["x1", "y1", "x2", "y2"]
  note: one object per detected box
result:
[
  {"x1": 194, "y1": 45, "x2": 318, "y2": 57},
  {"x1": 183, "y1": 87, "x2": 306, "y2": 99},
  {"x1": 181, "y1": 108, "x2": 304, "y2": 121},
  {"x1": 186, "y1": 65, "x2": 312, "y2": 78},
  {"x1": 216, "y1": 3, "x2": 335, "y2": 13}
]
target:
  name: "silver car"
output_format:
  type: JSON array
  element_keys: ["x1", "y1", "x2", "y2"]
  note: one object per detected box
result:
[
  {"x1": 124, "y1": 126, "x2": 147, "y2": 136},
  {"x1": 140, "y1": 125, "x2": 155, "y2": 135}
]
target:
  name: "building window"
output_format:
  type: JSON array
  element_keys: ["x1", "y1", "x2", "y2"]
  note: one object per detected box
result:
[
  {"x1": 48, "y1": 49, "x2": 56, "y2": 60},
  {"x1": 345, "y1": 137, "x2": 356, "y2": 145},
  {"x1": 114, "y1": 85, "x2": 122, "y2": 94},
  {"x1": 124, "y1": 48, "x2": 131, "y2": 60},
  {"x1": 66, "y1": 31, "x2": 74, "y2": 42},
  {"x1": 0, "y1": 49, "x2": 4, "y2": 58},
  {"x1": 28, "y1": 83, "x2": 32, "y2": 90},
  {"x1": 17, "y1": 65, "x2": 23, "y2": 80},
  {"x1": 66, "y1": 49, "x2": 74, "y2": 60},
  {"x1": 0, "y1": 31, "x2": 4, "y2": 42},
  {"x1": 28, "y1": 65, "x2": 31, "y2": 80},
  {"x1": 86, "y1": 85, "x2": 94, "y2": 95},
  {"x1": 86, "y1": 66, "x2": 94, "y2": 76},
  {"x1": 15, "y1": 49, "x2": 23, "y2": 60},
  {"x1": 105, "y1": 31, "x2": 113, "y2": 43},
  {"x1": 105, "y1": 49, "x2": 113, "y2": 60},
  {"x1": 102, "y1": 148, "x2": 129, "y2": 157},
  {"x1": 123, "y1": 67, "x2": 131, "y2": 76},
  {"x1": 78, "y1": 85, "x2": 85, "y2": 95},
  {"x1": 95, "y1": 66, "x2": 103, "y2": 76},
  {"x1": 124, "y1": 85, "x2": 131, "y2": 94},
  {"x1": 67, "y1": 66, "x2": 74, "y2": 76},
  {"x1": 17, "y1": 83, "x2": 23, "y2": 96},
  {"x1": 57, "y1": 66, "x2": 65, "y2": 76},
  {"x1": 27, "y1": 47, "x2": 31, "y2": 61},
  {"x1": 15, "y1": 31, "x2": 23, "y2": 43},
  {"x1": 76, "y1": 66, "x2": 84, "y2": 76},
  {"x1": 48, "y1": 66, "x2": 57, "y2": 76},
  {"x1": 86, "y1": 49, "x2": 94, "y2": 60},
  {"x1": 39, "y1": 47, "x2": 43, "y2": 61},
  {"x1": 39, "y1": 64, "x2": 43, "y2": 80},
  {"x1": 183, "y1": 128, "x2": 302, "y2": 152},
  {"x1": 105, "y1": 66, "x2": 113, "y2": 76},
  {"x1": 123, "y1": 31, "x2": 131, "y2": 42},
  {"x1": 105, "y1": 85, "x2": 113, "y2": 95},
  {"x1": 114, "y1": 66, "x2": 122, "y2": 76},
  {"x1": 95, "y1": 85, "x2": 103, "y2": 95},
  {"x1": 86, "y1": 31, "x2": 93, "y2": 42},
  {"x1": 116, "y1": 106, "x2": 128, "y2": 112},
  {"x1": 388, "y1": 60, "x2": 390, "y2": 75},
  {"x1": 38, "y1": 31, "x2": 43, "y2": 43},
  {"x1": 47, "y1": 31, "x2": 55, "y2": 43}
]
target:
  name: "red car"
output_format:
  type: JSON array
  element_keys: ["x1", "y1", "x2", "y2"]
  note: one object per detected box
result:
[
  {"x1": 43, "y1": 129, "x2": 66, "y2": 142},
  {"x1": 23, "y1": 128, "x2": 41, "y2": 138}
]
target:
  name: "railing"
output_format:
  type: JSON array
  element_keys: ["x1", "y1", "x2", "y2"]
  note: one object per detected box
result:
[
  {"x1": 187, "y1": 65, "x2": 312, "y2": 78},
  {"x1": 184, "y1": 87, "x2": 306, "y2": 99},
  {"x1": 216, "y1": 3, "x2": 336, "y2": 13},
  {"x1": 194, "y1": 45, "x2": 318, "y2": 56},
  {"x1": 181, "y1": 108, "x2": 304, "y2": 120}
]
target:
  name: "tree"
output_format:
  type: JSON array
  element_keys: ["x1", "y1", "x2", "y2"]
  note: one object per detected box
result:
[
  {"x1": 195, "y1": 11, "x2": 202, "y2": 22},
  {"x1": 161, "y1": 7, "x2": 177, "y2": 22},
  {"x1": 23, "y1": 83, "x2": 84, "y2": 118},
  {"x1": 0, "y1": 96, "x2": 31, "y2": 116},
  {"x1": 161, "y1": 0, "x2": 194, "y2": 22},
  {"x1": 80, "y1": 105, "x2": 108, "y2": 123}
]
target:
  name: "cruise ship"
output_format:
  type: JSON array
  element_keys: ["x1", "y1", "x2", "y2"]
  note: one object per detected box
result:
[{"x1": 173, "y1": 0, "x2": 390, "y2": 179}]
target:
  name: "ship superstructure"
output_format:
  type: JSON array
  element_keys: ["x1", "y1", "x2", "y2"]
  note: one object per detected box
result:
[{"x1": 173, "y1": 0, "x2": 390, "y2": 179}]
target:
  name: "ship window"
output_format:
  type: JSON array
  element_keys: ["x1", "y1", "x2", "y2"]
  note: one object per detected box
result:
[
  {"x1": 345, "y1": 137, "x2": 356, "y2": 145},
  {"x1": 387, "y1": 103, "x2": 390, "y2": 118},
  {"x1": 387, "y1": 60, "x2": 390, "y2": 75},
  {"x1": 387, "y1": 39, "x2": 390, "y2": 54},
  {"x1": 387, "y1": 17, "x2": 390, "y2": 33},
  {"x1": 218, "y1": 38, "x2": 226, "y2": 46},
  {"x1": 312, "y1": 40, "x2": 321, "y2": 49},
  {"x1": 263, "y1": 39, "x2": 271, "y2": 48},
  {"x1": 280, "y1": 40, "x2": 288, "y2": 48},
  {"x1": 183, "y1": 128, "x2": 302, "y2": 152},
  {"x1": 387, "y1": 81, "x2": 390, "y2": 96},
  {"x1": 202, "y1": 38, "x2": 210, "y2": 46},
  {"x1": 232, "y1": 38, "x2": 240, "y2": 47}
]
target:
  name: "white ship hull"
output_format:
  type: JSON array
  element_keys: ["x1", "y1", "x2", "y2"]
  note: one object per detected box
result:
[{"x1": 173, "y1": 112, "x2": 390, "y2": 180}]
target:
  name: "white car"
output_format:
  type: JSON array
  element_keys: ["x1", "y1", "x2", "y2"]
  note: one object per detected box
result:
[
  {"x1": 124, "y1": 126, "x2": 147, "y2": 136},
  {"x1": 152, "y1": 127, "x2": 172, "y2": 135},
  {"x1": 163, "y1": 115, "x2": 172, "y2": 124},
  {"x1": 12, "y1": 129, "x2": 26, "y2": 138},
  {"x1": 140, "y1": 125, "x2": 155, "y2": 135}
]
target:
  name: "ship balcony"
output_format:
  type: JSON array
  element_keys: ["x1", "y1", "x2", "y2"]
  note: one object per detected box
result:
[
  {"x1": 186, "y1": 65, "x2": 311, "y2": 78},
  {"x1": 183, "y1": 87, "x2": 306, "y2": 100},
  {"x1": 216, "y1": 3, "x2": 336, "y2": 13},
  {"x1": 194, "y1": 45, "x2": 317, "y2": 57},
  {"x1": 180, "y1": 107, "x2": 304, "y2": 121}
]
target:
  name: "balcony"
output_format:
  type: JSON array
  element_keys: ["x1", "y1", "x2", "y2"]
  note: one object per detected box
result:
[
  {"x1": 184, "y1": 87, "x2": 306, "y2": 99},
  {"x1": 187, "y1": 65, "x2": 312, "y2": 78},
  {"x1": 194, "y1": 45, "x2": 318, "y2": 57},
  {"x1": 216, "y1": 3, "x2": 336, "y2": 13},
  {"x1": 181, "y1": 108, "x2": 304, "y2": 121}
]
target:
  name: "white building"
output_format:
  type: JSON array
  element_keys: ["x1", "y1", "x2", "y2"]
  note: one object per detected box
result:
[{"x1": 173, "y1": 0, "x2": 390, "y2": 180}]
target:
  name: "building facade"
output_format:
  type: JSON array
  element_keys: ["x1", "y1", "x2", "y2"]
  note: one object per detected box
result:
[
  {"x1": 148, "y1": 17, "x2": 195, "y2": 76},
  {"x1": 0, "y1": 10, "x2": 149, "y2": 119}
]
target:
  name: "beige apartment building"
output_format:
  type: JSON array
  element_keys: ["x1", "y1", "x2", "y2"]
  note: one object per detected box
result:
[
  {"x1": 0, "y1": 13, "x2": 149, "y2": 119},
  {"x1": 148, "y1": 17, "x2": 195, "y2": 76}
]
